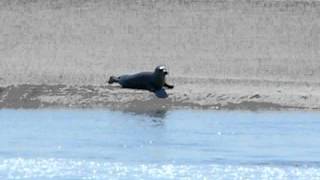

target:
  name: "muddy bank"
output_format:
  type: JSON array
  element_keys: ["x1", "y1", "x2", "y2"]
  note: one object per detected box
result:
[{"x1": 0, "y1": 80, "x2": 319, "y2": 112}]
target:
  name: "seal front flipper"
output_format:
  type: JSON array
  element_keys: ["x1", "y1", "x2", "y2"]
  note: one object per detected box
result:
[
  {"x1": 154, "y1": 88, "x2": 168, "y2": 98},
  {"x1": 164, "y1": 82, "x2": 174, "y2": 89}
]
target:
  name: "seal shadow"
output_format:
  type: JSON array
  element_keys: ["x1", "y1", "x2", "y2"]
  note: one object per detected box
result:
[
  {"x1": 146, "y1": 108, "x2": 167, "y2": 119},
  {"x1": 127, "y1": 108, "x2": 168, "y2": 119},
  {"x1": 141, "y1": 109, "x2": 168, "y2": 127},
  {"x1": 124, "y1": 107, "x2": 169, "y2": 127}
]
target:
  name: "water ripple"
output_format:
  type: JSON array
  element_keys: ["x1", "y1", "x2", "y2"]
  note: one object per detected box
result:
[{"x1": 1, "y1": 158, "x2": 320, "y2": 180}]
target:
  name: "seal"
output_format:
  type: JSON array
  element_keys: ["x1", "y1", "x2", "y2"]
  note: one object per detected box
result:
[{"x1": 108, "y1": 65, "x2": 174, "y2": 98}]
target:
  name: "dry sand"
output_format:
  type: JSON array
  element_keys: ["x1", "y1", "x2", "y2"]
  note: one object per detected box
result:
[{"x1": 0, "y1": 0, "x2": 320, "y2": 111}]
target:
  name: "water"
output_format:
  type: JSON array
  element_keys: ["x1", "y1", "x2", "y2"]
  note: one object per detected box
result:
[{"x1": 0, "y1": 109, "x2": 320, "y2": 179}]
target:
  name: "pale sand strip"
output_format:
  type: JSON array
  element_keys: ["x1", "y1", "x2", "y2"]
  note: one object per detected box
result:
[{"x1": 0, "y1": 79, "x2": 319, "y2": 111}]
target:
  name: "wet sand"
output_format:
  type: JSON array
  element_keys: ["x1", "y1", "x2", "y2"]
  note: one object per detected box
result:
[
  {"x1": 0, "y1": 80, "x2": 319, "y2": 111},
  {"x1": 0, "y1": 0, "x2": 320, "y2": 111}
]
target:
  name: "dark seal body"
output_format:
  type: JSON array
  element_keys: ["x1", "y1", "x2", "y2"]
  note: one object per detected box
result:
[
  {"x1": 108, "y1": 65, "x2": 174, "y2": 98},
  {"x1": 117, "y1": 72, "x2": 161, "y2": 91}
]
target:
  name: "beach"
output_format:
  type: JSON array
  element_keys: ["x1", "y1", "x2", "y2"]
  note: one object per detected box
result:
[
  {"x1": 2, "y1": 2, "x2": 320, "y2": 179},
  {"x1": 0, "y1": 0, "x2": 319, "y2": 111}
]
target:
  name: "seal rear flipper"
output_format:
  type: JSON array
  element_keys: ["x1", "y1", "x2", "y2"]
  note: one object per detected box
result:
[
  {"x1": 154, "y1": 88, "x2": 168, "y2": 98},
  {"x1": 108, "y1": 76, "x2": 118, "y2": 84}
]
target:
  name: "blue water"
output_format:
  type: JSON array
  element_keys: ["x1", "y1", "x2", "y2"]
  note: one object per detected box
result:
[{"x1": 0, "y1": 109, "x2": 320, "y2": 179}]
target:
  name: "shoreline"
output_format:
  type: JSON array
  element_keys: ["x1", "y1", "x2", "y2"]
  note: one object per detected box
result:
[{"x1": 1, "y1": 81, "x2": 319, "y2": 112}]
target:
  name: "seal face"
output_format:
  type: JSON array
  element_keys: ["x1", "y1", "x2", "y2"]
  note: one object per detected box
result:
[{"x1": 108, "y1": 65, "x2": 174, "y2": 98}]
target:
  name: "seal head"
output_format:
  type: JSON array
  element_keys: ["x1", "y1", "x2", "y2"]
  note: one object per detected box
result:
[{"x1": 152, "y1": 65, "x2": 169, "y2": 90}]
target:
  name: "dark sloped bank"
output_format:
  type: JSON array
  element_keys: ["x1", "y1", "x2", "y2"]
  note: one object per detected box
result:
[{"x1": 0, "y1": 84, "x2": 318, "y2": 112}]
